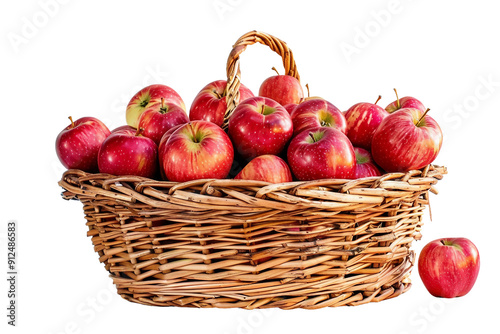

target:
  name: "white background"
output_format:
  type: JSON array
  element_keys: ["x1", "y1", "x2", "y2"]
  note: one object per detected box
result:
[{"x1": 1, "y1": 0, "x2": 499, "y2": 333}]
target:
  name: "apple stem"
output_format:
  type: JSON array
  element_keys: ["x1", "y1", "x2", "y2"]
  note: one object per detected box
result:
[
  {"x1": 374, "y1": 95, "x2": 382, "y2": 105},
  {"x1": 159, "y1": 97, "x2": 168, "y2": 114},
  {"x1": 394, "y1": 88, "x2": 400, "y2": 109},
  {"x1": 416, "y1": 108, "x2": 431, "y2": 127},
  {"x1": 260, "y1": 104, "x2": 265, "y2": 115},
  {"x1": 271, "y1": 67, "x2": 280, "y2": 75},
  {"x1": 135, "y1": 127, "x2": 144, "y2": 137},
  {"x1": 308, "y1": 132, "x2": 316, "y2": 143},
  {"x1": 306, "y1": 83, "x2": 310, "y2": 98},
  {"x1": 68, "y1": 116, "x2": 75, "y2": 128},
  {"x1": 187, "y1": 122, "x2": 198, "y2": 143}
]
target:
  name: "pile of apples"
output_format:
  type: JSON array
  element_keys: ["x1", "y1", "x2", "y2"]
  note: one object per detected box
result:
[{"x1": 56, "y1": 73, "x2": 443, "y2": 183}]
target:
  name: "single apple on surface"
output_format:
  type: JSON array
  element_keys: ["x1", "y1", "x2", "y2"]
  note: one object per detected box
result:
[
  {"x1": 385, "y1": 88, "x2": 426, "y2": 113},
  {"x1": 189, "y1": 80, "x2": 254, "y2": 127},
  {"x1": 258, "y1": 68, "x2": 304, "y2": 106},
  {"x1": 291, "y1": 98, "x2": 346, "y2": 137},
  {"x1": 162, "y1": 121, "x2": 234, "y2": 182},
  {"x1": 287, "y1": 127, "x2": 356, "y2": 181},
  {"x1": 344, "y1": 96, "x2": 388, "y2": 150},
  {"x1": 353, "y1": 147, "x2": 382, "y2": 178},
  {"x1": 126, "y1": 84, "x2": 185, "y2": 128},
  {"x1": 56, "y1": 116, "x2": 111, "y2": 172},
  {"x1": 235, "y1": 155, "x2": 293, "y2": 183},
  {"x1": 371, "y1": 108, "x2": 443, "y2": 172},
  {"x1": 228, "y1": 96, "x2": 293, "y2": 160},
  {"x1": 137, "y1": 97, "x2": 189, "y2": 145},
  {"x1": 418, "y1": 238, "x2": 480, "y2": 298},
  {"x1": 98, "y1": 127, "x2": 158, "y2": 178}
]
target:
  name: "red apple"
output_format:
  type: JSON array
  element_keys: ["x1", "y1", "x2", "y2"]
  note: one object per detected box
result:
[
  {"x1": 287, "y1": 127, "x2": 356, "y2": 180},
  {"x1": 371, "y1": 108, "x2": 442, "y2": 172},
  {"x1": 189, "y1": 80, "x2": 254, "y2": 127},
  {"x1": 228, "y1": 96, "x2": 293, "y2": 160},
  {"x1": 344, "y1": 96, "x2": 388, "y2": 150},
  {"x1": 303, "y1": 223, "x2": 333, "y2": 233},
  {"x1": 55, "y1": 116, "x2": 111, "y2": 172},
  {"x1": 418, "y1": 238, "x2": 480, "y2": 298},
  {"x1": 283, "y1": 103, "x2": 298, "y2": 114},
  {"x1": 285, "y1": 225, "x2": 301, "y2": 232},
  {"x1": 137, "y1": 97, "x2": 189, "y2": 145},
  {"x1": 158, "y1": 124, "x2": 184, "y2": 179},
  {"x1": 291, "y1": 98, "x2": 346, "y2": 137},
  {"x1": 353, "y1": 147, "x2": 382, "y2": 178},
  {"x1": 258, "y1": 69, "x2": 304, "y2": 106},
  {"x1": 385, "y1": 88, "x2": 426, "y2": 113},
  {"x1": 235, "y1": 155, "x2": 292, "y2": 183},
  {"x1": 162, "y1": 121, "x2": 234, "y2": 182},
  {"x1": 98, "y1": 127, "x2": 158, "y2": 178},
  {"x1": 126, "y1": 84, "x2": 185, "y2": 128},
  {"x1": 111, "y1": 125, "x2": 136, "y2": 134}
]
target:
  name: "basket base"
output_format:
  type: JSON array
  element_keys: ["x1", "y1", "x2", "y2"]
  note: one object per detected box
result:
[
  {"x1": 108, "y1": 250, "x2": 416, "y2": 309},
  {"x1": 112, "y1": 279, "x2": 412, "y2": 309}
]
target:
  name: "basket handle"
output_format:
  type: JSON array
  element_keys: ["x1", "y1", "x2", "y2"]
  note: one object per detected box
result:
[{"x1": 222, "y1": 30, "x2": 301, "y2": 129}]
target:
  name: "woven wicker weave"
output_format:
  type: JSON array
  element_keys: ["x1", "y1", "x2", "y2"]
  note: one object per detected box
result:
[{"x1": 58, "y1": 31, "x2": 447, "y2": 309}]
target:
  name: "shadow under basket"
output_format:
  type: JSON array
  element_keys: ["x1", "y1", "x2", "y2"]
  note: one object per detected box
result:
[{"x1": 59, "y1": 164, "x2": 446, "y2": 309}]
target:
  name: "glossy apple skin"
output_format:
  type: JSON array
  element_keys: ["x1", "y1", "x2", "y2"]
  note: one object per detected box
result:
[
  {"x1": 111, "y1": 125, "x2": 136, "y2": 134},
  {"x1": 158, "y1": 124, "x2": 184, "y2": 179},
  {"x1": 56, "y1": 117, "x2": 111, "y2": 172},
  {"x1": 345, "y1": 102, "x2": 388, "y2": 150},
  {"x1": 283, "y1": 103, "x2": 298, "y2": 114},
  {"x1": 137, "y1": 101, "x2": 189, "y2": 145},
  {"x1": 371, "y1": 108, "x2": 443, "y2": 172},
  {"x1": 418, "y1": 238, "x2": 480, "y2": 298},
  {"x1": 158, "y1": 124, "x2": 184, "y2": 163},
  {"x1": 98, "y1": 128, "x2": 158, "y2": 178},
  {"x1": 126, "y1": 84, "x2": 185, "y2": 128},
  {"x1": 287, "y1": 127, "x2": 356, "y2": 181},
  {"x1": 386, "y1": 96, "x2": 425, "y2": 113},
  {"x1": 189, "y1": 80, "x2": 254, "y2": 127},
  {"x1": 235, "y1": 155, "x2": 293, "y2": 183},
  {"x1": 291, "y1": 98, "x2": 346, "y2": 137},
  {"x1": 258, "y1": 75, "x2": 304, "y2": 106},
  {"x1": 162, "y1": 121, "x2": 234, "y2": 182},
  {"x1": 353, "y1": 147, "x2": 382, "y2": 178},
  {"x1": 228, "y1": 97, "x2": 293, "y2": 160}
]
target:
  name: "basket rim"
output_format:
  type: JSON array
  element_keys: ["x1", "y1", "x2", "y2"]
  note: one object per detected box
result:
[
  {"x1": 59, "y1": 164, "x2": 447, "y2": 212},
  {"x1": 60, "y1": 164, "x2": 446, "y2": 188}
]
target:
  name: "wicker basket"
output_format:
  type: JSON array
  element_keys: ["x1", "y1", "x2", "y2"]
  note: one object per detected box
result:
[{"x1": 58, "y1": 31, "x2": 447, "y2": 309}]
